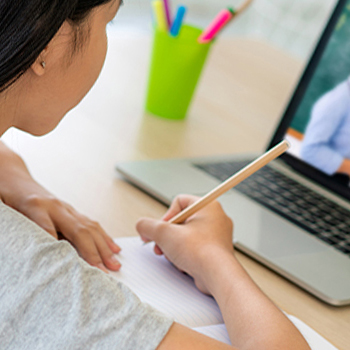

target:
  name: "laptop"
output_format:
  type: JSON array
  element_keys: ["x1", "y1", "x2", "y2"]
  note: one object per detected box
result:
[{"x1": 117, "y1": 0, "x2": 350, "y2": 306}]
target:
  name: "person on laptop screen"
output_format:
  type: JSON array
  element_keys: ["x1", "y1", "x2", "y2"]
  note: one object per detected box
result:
[
  {"x1": 300, "y1": 78, "x2": 350, "y2": 184},
  {"x1": 285, "y1": 2, "x2": 350, "y2": 188}
]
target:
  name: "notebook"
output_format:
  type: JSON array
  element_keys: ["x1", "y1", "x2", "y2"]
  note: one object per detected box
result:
[
  {"x1": 111, "y1": 237, "x2": 338, "y2": 349},
  {"x1": 117, "y1": 0, "x2": 350, "y2": 306}
]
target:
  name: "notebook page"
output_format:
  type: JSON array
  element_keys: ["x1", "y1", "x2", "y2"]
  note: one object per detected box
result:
[{"x1": 112, "y1": 237, "x2": 223, "y2": 328}]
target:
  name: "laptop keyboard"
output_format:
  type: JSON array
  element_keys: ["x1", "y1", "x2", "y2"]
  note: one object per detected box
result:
[{"x1": 194, "y1": 160, "x2": 350, "y2": 257}]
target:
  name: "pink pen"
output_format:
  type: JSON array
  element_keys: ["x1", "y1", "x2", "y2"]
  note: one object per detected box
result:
[
  {"x1": 163, "y1": 0, "x2": 172, "y2": 28},
  {"x1": 199, "y1": 8, "x2": 234, "y2": 43}
]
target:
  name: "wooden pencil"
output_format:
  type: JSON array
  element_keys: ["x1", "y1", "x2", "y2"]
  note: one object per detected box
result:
[{"x1": 169, "y1": 140, "x2": 290, "y2": 224}]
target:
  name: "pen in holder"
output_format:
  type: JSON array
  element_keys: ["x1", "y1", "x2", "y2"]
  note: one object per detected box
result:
[{"x1": 145, "y1": 25, "x2": 213, "y2": 120}]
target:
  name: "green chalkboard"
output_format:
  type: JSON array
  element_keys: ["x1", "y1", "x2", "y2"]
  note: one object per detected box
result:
[{"x1": 291, "y1": 1, "x2": 350, "y2": 134}]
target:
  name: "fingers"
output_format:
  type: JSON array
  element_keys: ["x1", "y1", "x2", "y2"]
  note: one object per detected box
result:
[
  {"x1": 71, "y1": 237, "x2": 114, "y2": 274},
  {"x1": 69, "y1": 206, "x2": 121, "y2": 255},
  {"x1": 138, "y1": 195, "x2": 200, "y2": 248},
  {"x1": 162, "y1": 195, "x2": 200, "y2": 222},
  {"x1": 154, "y1": 244, "x2": 163, "y2": 255},
  {"x1": 136, "y1": 218, "x2": 165, "y2": 255},
  {"x1": 70, "y1": 233, "x2": 111, "y2": 274},
  {"x1": 136, "y1": 217, "x2": 160, "y2": 242},
  {"x1": 138, "y1": 195, "x2": 200, "y2": 245},
  {"x1": 102, "y1": 232, "x2": 122, "y2": 254},
  {"x1": 51, "y1": 201, "x2": 122, "y2": 272},
  {"x1": 136, "y1": 217, "x2": 170, "y2": 244},
  {"x1": 7, "y1": 184, "x2": 121, "y2": 272},
  {"x1": 53, "y1": 209, "x2": 122, "y2": 272},
  {"x1": 88, "y1": 230, "x2": 122, "y2": 271}
]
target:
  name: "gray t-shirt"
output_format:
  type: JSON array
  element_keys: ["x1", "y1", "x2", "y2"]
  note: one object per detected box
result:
[{"x1": 0, "y1": 200, "x2": 173, "y2": 349}]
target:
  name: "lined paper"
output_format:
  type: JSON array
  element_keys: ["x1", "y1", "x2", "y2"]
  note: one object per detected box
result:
[
  {"x1": 112, "y1": 237, "x2": 338, "y2": 349},
  {"x1": 111, "y1": 237, "x2": 223, "y2": 328}
]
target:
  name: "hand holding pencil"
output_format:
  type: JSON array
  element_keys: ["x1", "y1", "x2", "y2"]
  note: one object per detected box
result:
[{"x1": 138, "y1": 141, "x2": 289, "y2": 279}]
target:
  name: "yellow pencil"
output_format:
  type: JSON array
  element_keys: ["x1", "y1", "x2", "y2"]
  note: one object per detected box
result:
[{"x1": 152, "y1": 0, "x2": 168, "y2": 32}]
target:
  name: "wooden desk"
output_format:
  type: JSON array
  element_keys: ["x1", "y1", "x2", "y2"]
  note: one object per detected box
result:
[{"x1": 3, "y1": 31, "x2": 349, "y2": 349}]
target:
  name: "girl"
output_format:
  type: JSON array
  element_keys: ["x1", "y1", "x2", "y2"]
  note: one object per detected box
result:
[{"x1": 0, "y1": 1, "x2": 310, "y2": 349}]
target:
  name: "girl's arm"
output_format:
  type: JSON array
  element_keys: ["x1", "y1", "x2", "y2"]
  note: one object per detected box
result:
[
  {"x1": 137, "y1": 195, "x2": 311, "y2": 350},
  {"x1": 0, "y1": 140, "x2": 121, "y2": 272}
]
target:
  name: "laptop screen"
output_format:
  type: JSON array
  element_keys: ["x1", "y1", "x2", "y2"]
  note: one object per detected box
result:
[{"x1": 270, "y1": 0, "x2": 350, "y2": 200}]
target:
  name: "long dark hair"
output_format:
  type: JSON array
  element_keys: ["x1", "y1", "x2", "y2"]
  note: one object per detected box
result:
[{"x1": 0, "y1": 0, "x2": 112, "y2": 92}]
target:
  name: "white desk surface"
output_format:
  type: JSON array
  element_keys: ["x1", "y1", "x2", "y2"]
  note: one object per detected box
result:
[{"x1": 3, "y1": 31, "x2": 350, "y2": 350}]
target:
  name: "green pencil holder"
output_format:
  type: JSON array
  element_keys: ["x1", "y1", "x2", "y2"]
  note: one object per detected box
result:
[{"x1": 145, "y1": 25, "x2": 213, "y2": 120}]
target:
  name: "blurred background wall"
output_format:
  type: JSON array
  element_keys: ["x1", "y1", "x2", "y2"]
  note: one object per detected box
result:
[{"x1": 110, "y1": 0, "x2": 337, "y2": 60}]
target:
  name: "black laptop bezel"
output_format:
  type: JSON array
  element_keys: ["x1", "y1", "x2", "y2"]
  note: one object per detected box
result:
[{"x1": 268, "y1": 0, "x2": 350, "y2": 201}]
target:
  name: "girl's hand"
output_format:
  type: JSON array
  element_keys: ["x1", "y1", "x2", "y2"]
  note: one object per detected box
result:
[
  {"x1": 136, "y1": 195, "x2": 234, "y2": 295},
  {"x1": 0, "y1": 142, "x2": 121, "y2": 273}
]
